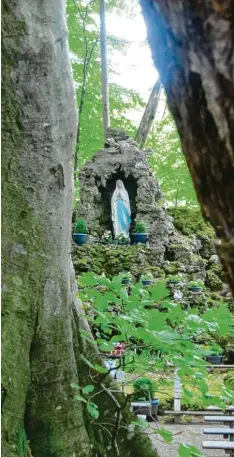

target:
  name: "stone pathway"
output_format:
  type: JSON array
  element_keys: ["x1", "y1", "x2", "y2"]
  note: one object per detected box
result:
[{"x1": 150, "y1": 420, "x2": 227, "y2": 457}]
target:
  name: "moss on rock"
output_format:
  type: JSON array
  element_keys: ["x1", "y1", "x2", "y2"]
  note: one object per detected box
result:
[
  {"x1": 169, "y1": 207, "x2": 215, "y2": 238},
  {"x1": 206, "y1": 270, "x2": 223, "y2": 291},
  {"x1": 72, "y1": 243, "x2": 164, "y2": 279}
]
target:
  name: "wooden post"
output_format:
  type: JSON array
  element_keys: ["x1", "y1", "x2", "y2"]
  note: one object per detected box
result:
[{"x1": 100, "y1": 0, "x2": 110, "y2": 137}]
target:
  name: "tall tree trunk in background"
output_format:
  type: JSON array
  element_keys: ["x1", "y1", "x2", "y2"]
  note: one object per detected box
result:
[
  {"x1": 140, "y1": 0, "x2": 234, "y2": 295},
  {"x1": 135, "y1": 78, "x2": 161, "y2": 148},
  {"x1": 2, "y1": 1, "x2": 156, "y2": 456},
  {"x1": 100, "y1": 0, "x2": 110, "y2": 137}
]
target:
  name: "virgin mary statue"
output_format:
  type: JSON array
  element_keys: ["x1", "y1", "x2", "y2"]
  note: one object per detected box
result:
[{"x1": 111, "y1": 180, "x2": 131, "y2": 238}]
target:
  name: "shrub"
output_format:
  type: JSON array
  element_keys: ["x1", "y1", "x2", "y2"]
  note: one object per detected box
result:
[
  {"x1": 75, "y1": 218, "x2": 88, "y2": 234},
  {"x1": 167, "y1": 275, "x2": 182, "y2": 282},
  {"x1": 134, "y1": 221, "x2": 147, "y2": 233},
  {"x1": 121, "y1": 271, "x2": 132, "y2": 280},
  {"x1": 188, "y1": 280, "x2": 204, "y2": 288},
  {"x1": 133, "y1": 377, "x2": 156, "y2": 401},
  {"x1": 141, "y1": 273, "x2": 153, "y2": 281}
]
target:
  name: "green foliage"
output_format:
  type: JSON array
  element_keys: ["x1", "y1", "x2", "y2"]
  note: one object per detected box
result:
[
  {"x1": 147, "y1": 109, "x2": 198, "y2": 207},
  {"x1": 188, "y1": 280, "x2": 204, "y2": 289},
  {"x1": 141, "y1": 273, "x2": 153, "y2": 281},
  {"x1": 67, "y1": 0, "x2": 144, "y2": 177},
  {"x1": 167, "y1": 275, "x2": 182, "y2": 282},
  {"x1": 206, "y1": 270, "x2": 223, "y2": 291},
  {"x1": 206, "y1": 344, "x2": 223, "y2": 356},
  {"x1": 115, "y1": 232, "x2": 129, "y2": 242},
  {"x1": 134, "y1": 221, "x2": 147, "y2": 233},
  {"x1": 178, "y1": 444, "x2": 202, "y2": 457},
  {"x1": 17, "y1": 424, "x2": 28, "y2": 457},
  {"x1": 121, "y1": 271, "x2": 132, "y2": 280},
  {"x1": 169, "y1": 207, "x2": 215, "y2": 238},
  {"x1": 224, "y1": 373, "x2": 234, "y2": 391},
  {"x1": 78, "y1": 272, "x2": 234, "y2": 412},
  {"x1": 87, "y1": 402, "x2": 99, "y2": 419},
  {"x1": 133, "y1": 378, "x2": 156, "y2": 401},
  {"x1": 75, "y1": 218, "x2": 88, "y2": 234}
]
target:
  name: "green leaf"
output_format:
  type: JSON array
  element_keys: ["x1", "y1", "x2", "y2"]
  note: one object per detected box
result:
[
  {"x1": 75, "y1": 394, "x2": 87, "y2": 403},
  {"x1": 150, "y1": 281, "x2": 169, "y2": 301},
  {"x1": 178, "y1": 444, "x2": 202, "y2": 457},
  {"x1": 83, "y1": 384, "x2": 95, "y2": 394},
  {"x1": 71, "y1": 383, "x2": 80, "y2": 390},
  {"x1": 157, "y1": 428, "x2": 173, "y2": 443},
  {"x1": 93, "y1": 364, "x2": 108, "y2": 373},
  {"x1": 80, "y1": 354, "x2": 94, "y2": 369},
  {"x1": 87, "y1": 402, "x2": 99, "y2": 419}
]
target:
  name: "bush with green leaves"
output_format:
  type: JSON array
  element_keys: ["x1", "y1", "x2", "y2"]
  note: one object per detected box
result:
[
  {"x1": 188, "y1": 280, "x2": 204, "y2": 289},
  {"x1": 133, "y1": 377, "x2": 156, "y2": 401},
  {"x1": 167, "y1": 275, "x2": 183, "y2": 282},
  {"x1": 141, "y1": 273, "x2": 153, "y2": 281},
  {"x1": 76, "y1": 272, "x2": 234, "y2": 456},
  {"x1": 78, "y1": 273, "x2": 234, "y2": 406},
  {"x1": 75, "y1": 218, "x2": 88, "y2": 234},
  {"x1": 121, "y1": 271, "x2": 132, "y2": 280},
  {"x1": 134, "y1": 221, "x2": 147, "y2": 233}
]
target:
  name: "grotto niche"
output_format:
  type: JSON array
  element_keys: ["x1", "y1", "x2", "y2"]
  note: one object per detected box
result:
[{"x1": 76, "y1": 128, "x2": 173, "y2": 258}]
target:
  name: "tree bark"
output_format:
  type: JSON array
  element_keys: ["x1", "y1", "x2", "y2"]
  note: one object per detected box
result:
[
  {"x1": 100, "y1": 0, "x2": 110, "y2": 137},
  {"x1": 2, "y1": 1, "x2": 157, "y2": 456},
  {"x1": 140, "y1": 0, "x2": 234, "y2": 295},
  {"x1": 135, "y1": 78, "x2": 161, "y2": 148}
]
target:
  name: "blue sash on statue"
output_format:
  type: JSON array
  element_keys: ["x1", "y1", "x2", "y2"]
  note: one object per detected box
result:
[{"x1": 116, "y1": 198, "x2": 131, "y2": 232}]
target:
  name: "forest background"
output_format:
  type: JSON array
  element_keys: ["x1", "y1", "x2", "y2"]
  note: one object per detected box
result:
[{"x1": 67, "y1": 0, "x2": 197, "y2": 207}]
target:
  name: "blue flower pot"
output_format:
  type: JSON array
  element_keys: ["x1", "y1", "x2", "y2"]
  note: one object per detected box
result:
[
  {"x1": 72, "y1": 233, "x2": 88, "y2": 246},
  {"x1": 142, "y1": 280, "x2": 153, "y2": 286},
  {"x1": 188, "y1": 286, "x2": 202, "y2": 292},
  {"x1": 206, "y1": 355, "x2": 223, "y2": 365},
  {"x1": 121, "y1": 279, "x2": 130, "y2": 285},
  {"x1": 131, "y1": 233, "x2": 148, "y2": 244}
]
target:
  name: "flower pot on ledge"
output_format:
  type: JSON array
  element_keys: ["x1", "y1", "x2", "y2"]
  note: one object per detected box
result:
[
  {"x1": 131, "y1": 399, "x2": 160, "y2": 420},
  {"x1": 131, "y1": 233, "x2": 148, "y2": 245},
  {"x1": 72, "y1": 233, "x2": 88, "y2": 246},
  {"x1": 206, "y1": 355, "x2": 223, "y2": 365}
]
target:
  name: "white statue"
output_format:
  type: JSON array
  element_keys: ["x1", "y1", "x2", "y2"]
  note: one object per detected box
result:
[{"x1": 111, "y1": 180, "x2": 131, "y2": 238}]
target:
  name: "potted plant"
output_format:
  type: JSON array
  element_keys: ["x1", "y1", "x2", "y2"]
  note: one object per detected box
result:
[
  {"x1": 115, "y1": 233, "x2": 130, "y2": 245},
  {"x1": 166, "y1": 275, "x2": 182, "y2": 286},
  {"x1": 206, "y1": 344, "x2": 223, "y2": 365},
  {"x1": 121, "y1": 272, "x2": 132, "y2": 285},
  {"x1": 131, "y1": 221, "x2": 148, "y2": 245},
  {"x1": 131, "y1": 377, "x2": 160, "y2": 420},
  {"x1": 141, "y1": 273, "x2": 154, "y2": 286},
  {"x1": 188, "y1": 279, "x2": 204, "y2": 292},
  {"x1": 73, "y1": 218, "x2": 88, "y2": 246}
]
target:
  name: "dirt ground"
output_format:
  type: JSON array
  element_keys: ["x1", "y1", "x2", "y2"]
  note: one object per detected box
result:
[{"x1": 150, "y1": 419, "x2": 228, "y2": 457}]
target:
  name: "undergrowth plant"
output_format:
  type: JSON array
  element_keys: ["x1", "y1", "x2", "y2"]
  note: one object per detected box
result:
[{"x1": 75, "y1": 272, "x2": 234, "y2": 456}]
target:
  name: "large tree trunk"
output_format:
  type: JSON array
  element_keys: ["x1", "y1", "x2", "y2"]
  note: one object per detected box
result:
[
  {"x1": 135, "y1": 78, "x2": 161, "y2": 148},
  {"x1": 2, "y1": 1, "x2": 91, "y2": 455},
  {"x1": 140, "y1": 0, "x2": 234, "y2": 295},
  {"x1": 2, "y1": 1, "x2": 156, "y2": 456}
]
